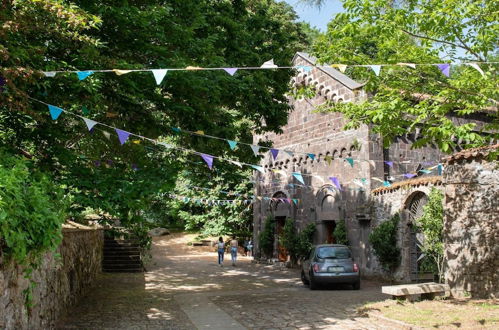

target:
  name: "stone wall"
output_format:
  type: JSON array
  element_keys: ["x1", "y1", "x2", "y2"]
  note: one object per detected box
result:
[
  {"x1": 0, "y1": 227, "x2": 103, "y2": 329},
  {"x1": 444, "y1": 146, "x2": 498, "y2": 298}
]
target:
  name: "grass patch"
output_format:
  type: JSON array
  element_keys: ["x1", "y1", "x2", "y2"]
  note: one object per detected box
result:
[{"x1": 363, "y1": 299, "x2": 499, "y2": 329}]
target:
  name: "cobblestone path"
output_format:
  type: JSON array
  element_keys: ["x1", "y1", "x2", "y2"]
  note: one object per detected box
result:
[{"x1": 58, "y1": 233, "x2": 399, "y2": 329}]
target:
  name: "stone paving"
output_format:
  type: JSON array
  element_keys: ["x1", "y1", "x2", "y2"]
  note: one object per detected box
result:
[{"x1": 58, "y1": 233, "x2": 400, "y2": 329}]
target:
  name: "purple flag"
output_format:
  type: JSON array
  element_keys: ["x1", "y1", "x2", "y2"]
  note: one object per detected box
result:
[
  {"x1": 404, "y1": 173, "x2": 417, "y2": 179},
  {"x1": 437, "y1": 64, "x2": 450, "y2": 77},
  {"x1": 0, "y1": 76, "x2": 5, "y2": 92},
  {"x1": 384, "y1": 161, "x2": 393, "y2": 168},
  {"x1": 200, "y1": 153, "x2": 214, "y2": 169},
  {"x1": 223, "y1": 68, "x2": 238, "y2": 76},
  {"x1": 115, "y1": 128, "x2": 131, "y2": 145},
  {"x1": 94, "y1": 160, "x2": 101, "y2": 167},
  {"x1": 270, "y1": 148, "x2": 279, "y2": 160},
  {"x1": 329, "y1": 177, "x2": 342, "y2": 191}
]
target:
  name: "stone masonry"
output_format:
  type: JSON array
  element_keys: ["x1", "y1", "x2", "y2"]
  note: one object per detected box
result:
[
  {"x1": 0, "y1": 224, "x2": 103, "y2": 329},
  {"x1": 444, "y1": 145, "x2": 499, "y2": 298}
]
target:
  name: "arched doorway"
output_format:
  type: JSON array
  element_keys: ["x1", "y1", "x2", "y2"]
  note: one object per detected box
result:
[
  {"x1": 316, "y1": 186, "x2": 341, "y2": 244},
  {"x1": 271, "y1": 191, "x2": 289, "y2": 261},
  {"x1": 405, "y1": 191, "x2": 431, "y2": 282}
]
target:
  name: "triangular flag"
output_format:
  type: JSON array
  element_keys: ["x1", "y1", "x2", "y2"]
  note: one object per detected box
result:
[
  {"x1": 113, "y1": 69, "x2": 132, "y2": 76},
  {"x1": 115, "y1": 129, "x2": 131, "y2": 145},
  {"x1": 329, "y1": 177, "x2": 342, "y2": 191},
  {"x1": 295, "y1": 65, "x2": 312, "y2": 72},
  {"x1": 223, "y1": 68, "x2": 238, "y2": 76},
  {"x1": 370, "y1": 65, "x2": 381, "y2": 76},
  {"x1": 437, "y1": 164, "x2": 443, "y2": 176},
  {"x1": 333, "y1": 64, "x2": 347, "y2": 73},
  {"x1": 466, "y1": 63, "x2": 485, "y2": 77},
  {"x1": 404, "y1": 173, "x2": 417, "y2": 179},
  {"x1": 419, "y1": 169, "x2": 432, "y2": 174},
  {"x1": 372, "y1": 177, "x2": 384, "y2": 183},
  {"x1": 270, "y1": 148, "x2": 279, "y2": 160},
  {"x1": 307, "y1": 153, "x2": 315, "y2": 160},
  {"x1": 229, "y1": 160, "x2": 242, "y2": 168},
  {"x1": 194, "y1": 130, "x2": 204, "y2": 135},
  {"x1": 285, "y1": 150, "x2": 294, "y2": 157},
  {"x1": 397, "y1": 63, "x2": 416, "y2": 69},
  {"x1": 325, "y1": 155, "x2": 332, "y2": 165},
  {"x1": 82, "y1": 106, "x2": 89, "y2": 115},
  {"x1": 384, "y1": 161, "x2": 393, "y2": 168},
  {"x1": 250, "y1": 145, "x2": 260, "y2": 157},
  {"x1": 250, "y1": 165, "x2": 265, "y2": 173},
  {"x1": 48, "y1": 105, "x2": 63, "y2": 120},
  {"x1": 152, "y1": 69, "x2": 168, "y2": 85},
  {"x1": 227, "y1": 140, "x2": 238, "y2": 150},
  {"x1": 437, "y1": 64, "x2": 450, "y2": 77},
  {"x1": 368, "y1": 160, "x2": 376, "y2": 169},
  {"x1": 260, "y1": 59, "x2": 278, "y2": 68},
  {"x1": 132, "y1": 140, "x2": 141, "y2": 144},
  {"x1": 312, "y1": 175, "x2": 324, "y2": 184},
  {"x1": 383, "y1": 181, "x2": 392, "y2": 187},
  {"x1": 186, "y1": 66, "x2": 202, "y2": 70},
  {"x1": 76, "y1": 71, "x2": 94, "y2": 80},
  {"x1": 43, "y1": 71, "x2": 57, "y2": 77},
  {"x1": 83, "y1": 118, "x2": 98, "y2": 131},
  {"x1": 292, "y1": 172, "x2": 305, "y2": 184},
  {"x1": 345, "y1": 157, "x2": 354, "y2": 167},
  {"x1": 200, "y1": 153, "x2": 214, "y2": 169},
  {"x1": 292, "y1": 199, "x2": 299, "y2": 205},
  {"x1": 102, "y1": 131, "x2": 111, "y2": 140},
  {"x1": 172, "y1": 127, "x2": 181, "y2": 133}
]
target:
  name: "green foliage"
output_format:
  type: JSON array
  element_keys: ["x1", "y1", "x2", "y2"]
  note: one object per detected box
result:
[
  {"x1": 259, "y1": 215, "x2": 275, "y2": 258},
  {"x1": 311, "y1": 0, "x2": 498, "y2": 151},
  {"x1": 0, "y1": 0, "x2": 309, "y2": 237},
  {"x1": 333, "y1": 220, "x2": 349, "y2": 245},
  {"x1": 417, "y1": 188, "x2": 444, "y2": 282},
  {"x1": 369, "y1": 214, "x2": 401, "y2": 272},
  {"x1": 0, "y1": 152, "x2": 66, "y2": 264},
  {"x1": 279, "y1": 218, "x2": 316, "y2": 264}
]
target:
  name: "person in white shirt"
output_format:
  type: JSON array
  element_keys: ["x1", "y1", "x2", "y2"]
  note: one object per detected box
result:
[{"x1": 217, "y1": 237, "x2": 225, "y2": 267}]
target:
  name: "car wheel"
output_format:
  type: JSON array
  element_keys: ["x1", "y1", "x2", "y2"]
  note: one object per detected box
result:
[
  {"x1": 301, "y1": 270, "x2": 309, "y2": 285},
  {"x1": 352, "y1": 280, "x2": 360, "y2": 290},
  {"x1": 309, "y1": 273, "x2": 318, "y2": 290}
]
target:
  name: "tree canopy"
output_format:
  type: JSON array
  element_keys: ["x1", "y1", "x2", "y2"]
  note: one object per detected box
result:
[
  {"x1": 307, "y1": 0, "x2": 498, "y2": 151},
  {"x1": 0, "y1": 0, "x2": 309, "y2": 256}
]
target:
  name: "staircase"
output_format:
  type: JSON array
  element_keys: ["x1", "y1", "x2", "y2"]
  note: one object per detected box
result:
[{"x1": 103, "y1": 237, "x2": 143, "y2": 272}]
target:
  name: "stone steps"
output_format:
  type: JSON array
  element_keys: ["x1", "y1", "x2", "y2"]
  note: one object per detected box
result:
[{"x1": 102, "y1": 237, "x2": 143, "y2": 273}]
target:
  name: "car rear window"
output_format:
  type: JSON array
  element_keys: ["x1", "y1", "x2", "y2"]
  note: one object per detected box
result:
[{"x1": 316, "y1": 246, "x2": 351, "y2": 259}]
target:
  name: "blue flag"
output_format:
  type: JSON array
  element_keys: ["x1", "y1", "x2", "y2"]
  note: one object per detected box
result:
[{"x1": 48, "y1": 105, "x2": 63, "y2": 120}]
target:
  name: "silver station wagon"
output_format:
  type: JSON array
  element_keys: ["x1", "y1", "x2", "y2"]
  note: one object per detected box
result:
[{"x1": 301, "y1": 244, "x2": 360, "y2": 290}]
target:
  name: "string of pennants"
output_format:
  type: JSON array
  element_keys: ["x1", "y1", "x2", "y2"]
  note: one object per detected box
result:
[
  {"x1": 34, "y1": 96, "x2": 447, "y2": 169},
  {"x1": 34, "y1": 97, "x2": 443, "y2": 191},
  {"x1": 167, "y1": 193, "x2": 301, "y2": 206},
  {"x1": 41, "y1": 59, "x2": 497, "y2": 81}
]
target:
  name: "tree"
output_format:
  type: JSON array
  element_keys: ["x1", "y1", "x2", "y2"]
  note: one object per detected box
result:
[
  {"x1": 305, "y1": 0, "x2": 498, "y2": 151},
  {"x1": 1, "y1": 1, "x2": 309, "y2": 235},
  {"x1": 417, "y1": 188, "x2": 444, "y2": 282}
]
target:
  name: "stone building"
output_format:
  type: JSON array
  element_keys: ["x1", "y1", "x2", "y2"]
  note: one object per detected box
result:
[{"x1": 252, "y1": 52, "x2": 457, "y2": 281}]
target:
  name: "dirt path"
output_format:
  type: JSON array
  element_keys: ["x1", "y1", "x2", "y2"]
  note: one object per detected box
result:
[{"x1": 58, "y1": 233, "x2": 396, "y2": 329}]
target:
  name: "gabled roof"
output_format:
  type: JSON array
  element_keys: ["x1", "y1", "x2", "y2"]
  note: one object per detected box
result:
[{"x1": 293, "y1": 52, "x2": 365, "y2": 90}]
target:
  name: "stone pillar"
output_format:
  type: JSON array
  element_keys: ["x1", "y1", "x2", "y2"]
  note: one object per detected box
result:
[{"x1": 444, "y1": 149, "x2": 498, "y2": 298}]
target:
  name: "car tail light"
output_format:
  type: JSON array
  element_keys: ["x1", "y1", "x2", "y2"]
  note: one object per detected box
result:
[
  {"x1": 313, "y1": 264, "x2": 320, "y2": 273},
  {"x1": 353, "y1": 263, "x2": 359, "y2": 273}
]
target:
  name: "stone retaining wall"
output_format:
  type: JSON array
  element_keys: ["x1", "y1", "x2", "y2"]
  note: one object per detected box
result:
[{"x1": 0, "y1": 227, "x2": 103, "y2": 329}]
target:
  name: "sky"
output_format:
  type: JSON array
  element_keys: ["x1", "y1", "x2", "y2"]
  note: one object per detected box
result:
[{"x1": 283, "y1": 0, "x2": 344, "y2": 31}]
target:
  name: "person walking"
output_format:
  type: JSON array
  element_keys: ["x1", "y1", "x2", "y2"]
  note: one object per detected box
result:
[
  {"x1": 247, "y1": 239, "x2": 253, "y2": 257},
  {"x1": 217, "y1": 237, "x2": 225, "y2": 267},
  {"x1": 230, "y1": 235, "x2": 238, "y2": 266}
]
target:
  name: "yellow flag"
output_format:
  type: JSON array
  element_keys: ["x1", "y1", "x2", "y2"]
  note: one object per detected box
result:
[
  {"x1": 194, "y1": 130, "x2": 204, "y2": 135},
  {"x1": 113, "y1": 69, "x2": 132, "y2": 76},
  {"x1": 186, "y1": 66, "x2": 203, "y2": 70},
  {"x1": 332, "y1": 64, "x2": 347, "y2": 73},
  {"x1": 132, "y1": 140, "x2": 141, "y2": 144}
]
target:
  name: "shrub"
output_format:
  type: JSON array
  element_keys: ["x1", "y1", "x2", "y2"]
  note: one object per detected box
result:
[
  {"x1": 259, "y1": 215, "x2": 274, "y2": 258},
  {"x1": 279, "y1": 219, "x2": 316, "y2": 264},
  {"x1": 369, "y1": 214, "x2": 401, "y2": 271},
  {"x1": 333, "y1": 220, "x2": 349, "y2": 245},
  {"x1": 0, "y1": 153, "x2": 66, "y2": 265}
]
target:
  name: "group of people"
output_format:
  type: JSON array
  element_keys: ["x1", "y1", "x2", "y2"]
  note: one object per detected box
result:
[{"x1": 216, "y1": 236, "x2": 253, "y2": 267}]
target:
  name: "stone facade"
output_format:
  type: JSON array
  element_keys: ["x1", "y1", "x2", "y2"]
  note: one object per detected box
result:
[
  {"x1": 443, "y1": 145, "x2": 499, "y2": 298},
  {"x1": 0, "y1": 226, "x2": 103, "y2": 329},
  {"x1": 252, "y1": 52, "x2": 450, "y2": 281}
]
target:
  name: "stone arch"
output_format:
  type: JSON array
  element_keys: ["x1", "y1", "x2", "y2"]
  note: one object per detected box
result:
[
  {"x1": 315, "y1": 186, "x2": 342, "y2": 244},
  {"x1": 271, "y1": 191, "x2": 290, "y2": 218},
  {"x1": 340, "y1": 148, "x2": 347, "y2": 158},
  {"x1": 403, "y1": 191, "x2": 431, "y2": 282}
]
